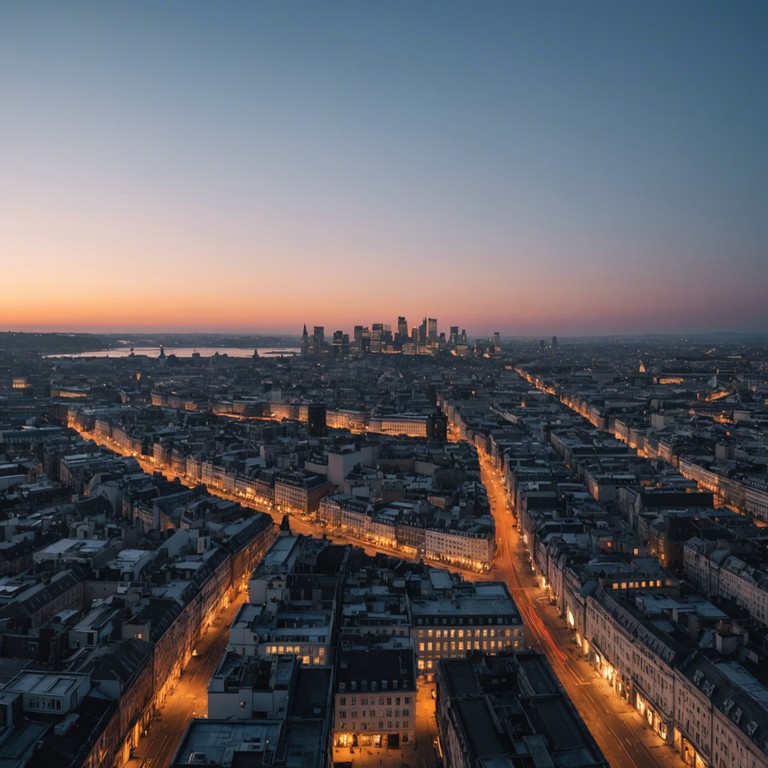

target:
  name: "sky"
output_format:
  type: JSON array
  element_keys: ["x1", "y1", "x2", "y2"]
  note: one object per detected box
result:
[{"x1": 1, "y1": 1, "x2": 766, "y2": 337}]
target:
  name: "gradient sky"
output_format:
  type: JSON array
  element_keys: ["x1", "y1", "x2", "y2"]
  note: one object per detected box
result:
[{"x1": 1, "y1": 1, "x2": 766, "y2": 336}]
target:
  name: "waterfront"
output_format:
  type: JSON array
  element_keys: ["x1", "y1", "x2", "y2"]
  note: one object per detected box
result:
[{"x1": 47, "y1": 346, "x2": 300, "y2": 358}]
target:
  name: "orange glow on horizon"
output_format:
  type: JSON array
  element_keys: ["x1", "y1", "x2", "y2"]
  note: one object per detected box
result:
[{"x1": 2, "y1": 246, "x2": 765, "y2": 336}]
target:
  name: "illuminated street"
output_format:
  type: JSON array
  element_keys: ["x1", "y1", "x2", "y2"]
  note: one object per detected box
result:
[
  {"x1": 479, "y1": 450, "x2": 685, "y2": 768},
  {"x1": 80, "y1": 424, "x2": 684, "y2": 767},
  {"x1": 126, "y1": 593, "x2": 247, "y2": 768}
]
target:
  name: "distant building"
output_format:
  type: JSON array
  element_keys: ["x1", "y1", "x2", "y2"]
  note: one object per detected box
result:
[
  {"x1": 426, "y1": 411, "x2": 448, "y2": 442},
  {"x1": 312, "y1": 326, "x2": 324, "y2": 354},
  {"x1": 307, "y1": 403, "x2": 326, "y2": 437},
  {"x1": 274, "y1": 471, "x2": 333, "y2": 516}
]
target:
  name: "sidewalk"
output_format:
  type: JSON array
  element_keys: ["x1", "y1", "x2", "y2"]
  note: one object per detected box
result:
[{"x1": 332, "y1": 744, "x2": 420, "y2": 768}]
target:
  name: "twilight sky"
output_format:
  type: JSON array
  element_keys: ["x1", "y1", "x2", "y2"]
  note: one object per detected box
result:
[{"x1": 1, "y1": 1, "x2": 766, "y2": 336}]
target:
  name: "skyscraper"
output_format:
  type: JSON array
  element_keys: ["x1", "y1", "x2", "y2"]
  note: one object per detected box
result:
[
  {"x1": 353, "y1": 325, "x2": 364, "y2": 352},
  {"x1": 371, "y1": 323, "x2": 383, "y2": 353},
  {"x1": 332, "y1": 330, "x2": 344, "y2": 357},
  {"x1": 312, "y1": 326, "x2": 324, "y2": 354}
]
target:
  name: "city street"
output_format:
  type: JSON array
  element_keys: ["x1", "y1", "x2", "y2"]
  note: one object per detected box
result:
[
  {"x1": 479, "y1": 451, "x2": 684, "y2": 768},
  {"x1": 81, "y1": 425, "x2": 684, "y2": 767},
  {"x1": 126, "y1": 593, "x2": 247, "y2": 768}
]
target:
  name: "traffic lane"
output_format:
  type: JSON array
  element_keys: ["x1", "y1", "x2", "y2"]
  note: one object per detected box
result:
[
  {"x1": 478, "y1": 455, "x2": 679, "y2": 768},
  {"x1": 131, "y1": 594, "x2": 247, "y2": 767}
]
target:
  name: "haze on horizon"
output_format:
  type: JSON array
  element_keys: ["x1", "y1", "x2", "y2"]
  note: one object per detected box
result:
[{"x1": 1, "y1": 1, "x2": 766, "y2": 338}]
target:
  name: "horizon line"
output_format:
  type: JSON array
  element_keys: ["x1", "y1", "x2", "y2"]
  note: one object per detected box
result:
[{"x1": 2, "y1": 328, "x2": 768, "y2": 341}]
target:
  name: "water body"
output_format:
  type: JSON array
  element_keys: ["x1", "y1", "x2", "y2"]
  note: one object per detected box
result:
[{"x1": 48, "y1": 347, "x2": 300, "y2": 359}]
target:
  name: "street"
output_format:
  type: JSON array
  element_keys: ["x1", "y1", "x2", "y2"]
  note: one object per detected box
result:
[
  {"x1": 126, "y1": 594, "x2": 247, "y2": 768},
  {"x1": 479, "y1": 451, "x2": 684, "y2": 768},
  {"x1": 80, "y1": 425, "x2": 685, "y2": 767}
]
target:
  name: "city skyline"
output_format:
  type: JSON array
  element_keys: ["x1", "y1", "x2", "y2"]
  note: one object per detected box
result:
[{"x1": 2, "y1": 2, "x2": 767, "y2": 336}]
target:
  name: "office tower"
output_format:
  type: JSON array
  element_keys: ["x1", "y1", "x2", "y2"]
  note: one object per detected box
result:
[
  {"x1": 552, "y1": 335, "x2": 558, "y2": 348},
  {"x1": 397, "y1": 316, "x2": 408, "y2": 337},
  {"x1": 427, "y1": 317, "x2": 438, "y2": 342},
  {"x1": 312, "y1": 326, "x2": 324, "y2": 354},
  {"x1": 449, "y1": 326, "x2": 459, "y2": 345},
  {"x1": 371, "y1": 323, "x2": 383, "y2": 353},
  {"x1": 418, "y1": 317, "x2": 427, "y2": 344},
  {"x1": 332, "y1": 330, "x2": 344, "y2": 357},
  {"x1": 493, "y1": 331, "x2": 501, "y2": 351}
]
